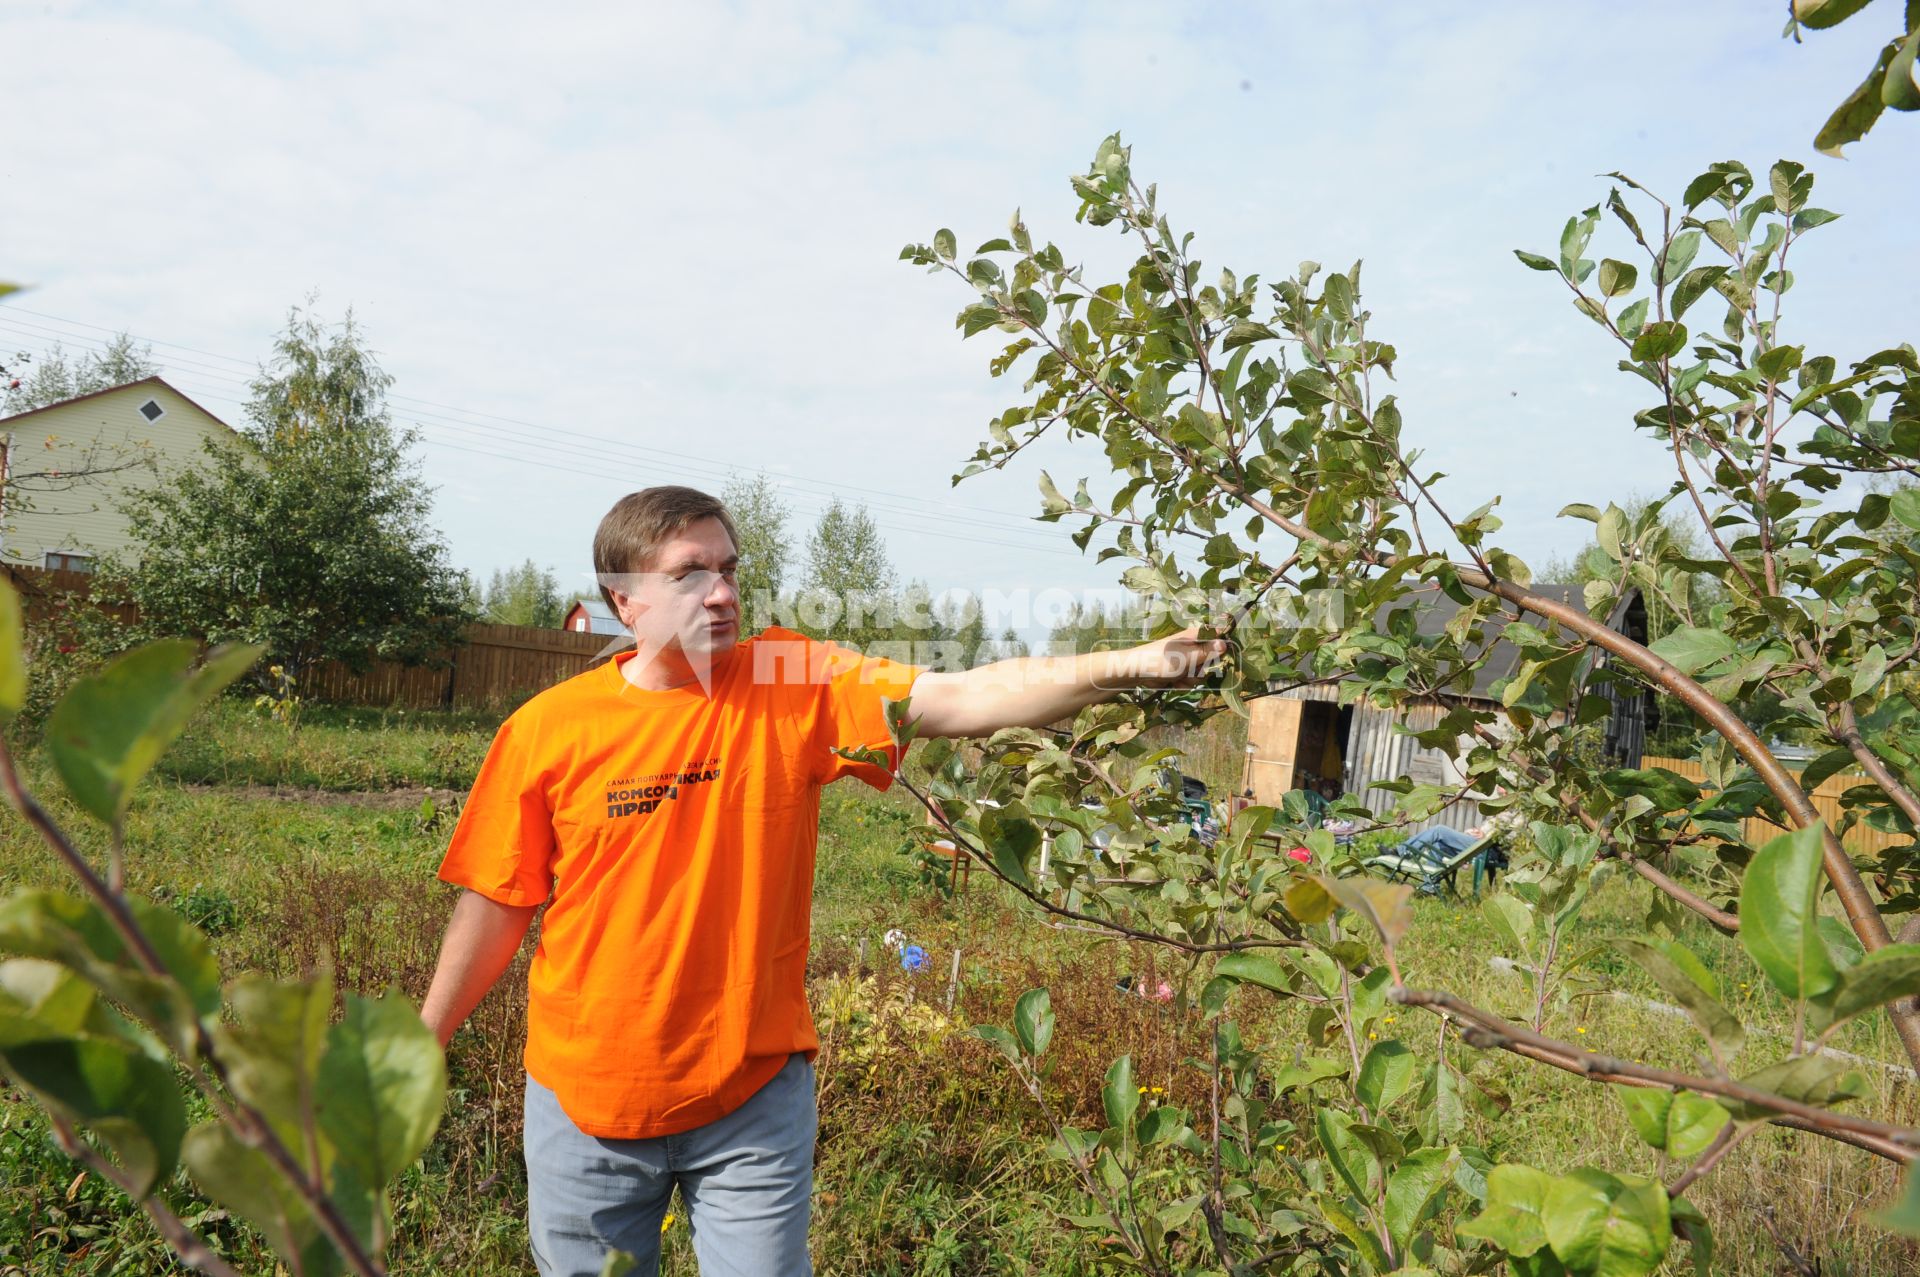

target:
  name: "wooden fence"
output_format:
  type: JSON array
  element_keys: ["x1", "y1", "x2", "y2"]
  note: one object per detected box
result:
[
  {"x1": 1642, "y1": 754, "x2": 1906, "y2": 856},
  {"x1": 304, "y1": 624, "x2": 617, "y2": 710},
  {"x1": 0, "y1": 564, "x2": 617, "y2": 710}
]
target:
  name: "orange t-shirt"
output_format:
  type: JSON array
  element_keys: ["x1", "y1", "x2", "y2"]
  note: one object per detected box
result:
[{"x1": 436, "y1": 625, "x2": 922, "y2": 1138}]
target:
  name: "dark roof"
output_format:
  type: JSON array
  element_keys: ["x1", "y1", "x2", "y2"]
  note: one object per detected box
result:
[
  {"x1": 1378, "y1": 582, "x2": 1639, "y2": 703},
  {"x1": 0, "y1": 376, "x2": 241, "y2": 436}
]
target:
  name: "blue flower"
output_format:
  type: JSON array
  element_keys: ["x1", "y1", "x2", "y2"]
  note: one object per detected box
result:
[{"x1": 900, "y1": 944, "x2": 928, "y2": 972}]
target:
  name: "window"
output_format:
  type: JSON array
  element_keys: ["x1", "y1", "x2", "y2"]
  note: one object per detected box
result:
[
  {"x1": 137, "y1": 398, "x2": 166, "y2": 423},
  {"x1": 45, "y1": 551, "x2": 94, "y2": 573}
]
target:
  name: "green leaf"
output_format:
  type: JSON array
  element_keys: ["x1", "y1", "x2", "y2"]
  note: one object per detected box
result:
[
  {"x1": 1515, "y1": 250, "x2": 1559, "y2": 272},
  {"x1": 1356, "y1": 1040, "x2": 1417, "y2": 1112},
  {"x1": 317, "y1": 990, "x2": 447, "y2": 1189},
  {"x1": 215, "y1": 973, "x2": 334, "y2": 1166},
  {"x1": 1883, "y1": 26, "x2": 1920, "y2": 111},
  {"x1": 1324, "y1": 272, "x2": 1355, "y2": 320},
  {"x1": 1811, "y1": 943, "x2": 1920, "y2": 1032},
  {"x1": 1726, "y1": 1054, "x2": 1867, "y2": 1121},
  {"x1": 1014, "y1": 987, "x2": 1054, "y2": 1057},
  {"x1": 1792, "y1": 208, "x2": 1842, "y2": 231},
  {"x1": 971, "y1": 1024, "x2": 1021, "y2": 1064},
  {"x1": 1616, "y1": 938, "x2": 1745, "y2": 1059},
  {"x1": 1890, "y1": 487, "x2": 1920, "y2": 532},
  {"x1": 1793, "y1": 0, "x2": 1877, "y2": 30},
  {"x1": 1873, "y1": 1165, "x2": 1920, "y2": 1239},
  {"x1": 1102, "y1": 1055, "x2": 1138, "y2": 1131},
  {"x1": 1615, "y1": 1089, "x2": 1669, "y2": 1150},
  {"x1": 1670, "y1": 266, "x2": 1729, "y2": 320},
  {"x1": 1648, "y1": 627, "x2": 1738, "y2": 675},
  {"x1": 1658, "y1": 232, "x2": 1702, "y2": 287},
  {"x1": 1740, "y1": 822, "x2": 1840, "y2": 1001},
  {"x1": 1384, "y1": 1145, "x2": 1455, "y2": 1254},
  {"x1": 1542, "y1": 1168, "x2": 1672, "y2": 1277},
  {"x1": 980, "y1": 808, "x2": 1039, "y2": 890},
  {"x1": 1221, "y1": 320, "x2": 1280, "y2": 350},
  {"x1": 1663, "y1": 1093, "x2": 1732, "y2": 1159},
  {"x1": 1814, "y1": 39, "x2": 1897, "y2": 156},
  {"x1": 1756, "y1": 344, "x2": 1804, "y2": 382},
  {"x1": 0, "y1": 890, "x2": 221, "y2": 1053},
  {"x1": 1629, "y1": 321, "x2": 1687, "y2": 363},
  {"x1": 1283, "y1": 876, "x2": 1335, "y2": 924},
  {"x1": 1318, "y1": 875, "x2": 1415, "y2": 948},
  {"x1": 1458, "y1": 1162, "x2": 1553, "y2": 1258},
  {"x1": 0, "y1": 578, "x2": 24, "y2": 718},
  {"x1": 1616, "y1": 1090, "x2": 1729, "y2": 1159},
  {"x1": 1213, "y1": 952, "x2": 1294, "y2": 995},
  {"x1": 1134, "y1": 1106, "x2": 1192, "y2": 1150},
  {"x1": 933, "y1": 228, "x2": 956, "y2": 261},
  {"x1": 1317, "y1": 1191, "x2": 1392, "y2": 1273},
  {"x1": 183, "y1": 1122, "x2": 346, "y2": 1277},
  {"x1": 46, "y1": 640, "x2": 263, "y2": 826},
  {"x1": 1315, "y1": 1106, "x2": 1379, "y2": 1200},
  {"x1": 1483, "y1": 895, "x2": 1536, "y2": 961},
  {"x1": 1672, "y1": 1198, "x2": 1715, "y2": 1277},
  {"x1": 1598, "y1": 259, "x2": 1637, "y2": 298},
  {"x1": 0, "y1": 1032, "x2": 185, "y2": 1197}
]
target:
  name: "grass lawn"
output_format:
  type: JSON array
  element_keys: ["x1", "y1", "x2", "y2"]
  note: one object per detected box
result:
[{"x1": 0, "y1": 701, "x2": 1915, "y2": 1275}]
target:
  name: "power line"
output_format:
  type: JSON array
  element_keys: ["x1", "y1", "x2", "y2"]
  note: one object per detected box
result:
[
  {"x1": 0, "y1": 305, "x2": 1076, "y2": 533},
  {"x1": 0, "y1": 333, "x2": 1093, "y2": 562}
]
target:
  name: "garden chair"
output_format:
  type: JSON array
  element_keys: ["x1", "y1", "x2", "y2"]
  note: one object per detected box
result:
[{"x1": 1363, "y1": 829, "x2": 1508, "y2": 897}]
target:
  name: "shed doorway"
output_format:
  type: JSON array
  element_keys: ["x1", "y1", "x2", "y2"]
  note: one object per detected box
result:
[{"x1": 1244, "y1": 697, "x2": 1353, "y2": 807}]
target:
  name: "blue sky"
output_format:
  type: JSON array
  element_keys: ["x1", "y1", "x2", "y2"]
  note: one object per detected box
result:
[{"x1": 1, "y1": 1, "x2": 1913, "y2": 626}]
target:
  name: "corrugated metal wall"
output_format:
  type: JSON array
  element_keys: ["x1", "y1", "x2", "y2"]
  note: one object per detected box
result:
[{"x1": 1339, "y1": 698, "x2": 1490, "y2": 835}]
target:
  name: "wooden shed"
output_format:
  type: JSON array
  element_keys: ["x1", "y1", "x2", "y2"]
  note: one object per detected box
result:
[{"x1": 1243, "y1": 585, "x2": 1651, "y2": 834}]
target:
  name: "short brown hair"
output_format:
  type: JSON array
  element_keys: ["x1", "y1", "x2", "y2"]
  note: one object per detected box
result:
[{"x1": 593, "y1": 486, "x2": 739, "y2": 610}]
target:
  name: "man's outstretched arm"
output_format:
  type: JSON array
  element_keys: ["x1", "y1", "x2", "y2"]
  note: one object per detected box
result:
[
  {"x1": 905, "y1": 627, "x2": 1227, "y2": 740},
  {"x1": 420, "y1": 889, "x2": 540, "y2": 1047}
]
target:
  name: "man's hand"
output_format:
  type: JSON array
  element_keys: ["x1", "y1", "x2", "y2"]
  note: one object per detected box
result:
[
  {"x1": 420, "y1": 890, "x2": 540, "y2": 1047},
  {"x1": 906, "y1": 625, "x2": 1230, "y2": 739},
  {"x1": 1109, "y1": 627, "x2": 1230, "y2": 688}
]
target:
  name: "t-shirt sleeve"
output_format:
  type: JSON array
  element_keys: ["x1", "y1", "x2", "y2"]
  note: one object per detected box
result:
[
  {"x1": 437, "y1": 712, "x2": 557, "y2": 906},
  {"x1": 809, "y1": 639, "x2": 925, "y2": 790}
]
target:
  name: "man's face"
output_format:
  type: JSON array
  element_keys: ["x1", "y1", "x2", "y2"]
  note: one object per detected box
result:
[{"x1": 608, "y1": 516, "x2": 741, "y2": 668}]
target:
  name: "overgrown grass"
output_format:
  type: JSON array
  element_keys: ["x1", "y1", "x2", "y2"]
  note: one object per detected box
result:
[
  {"x1": 0, "y1": 706, "x2": 1914, "y2": 1274},
  {"x1": 155, "y1": 699, "x2": 501, "y2": 792}
]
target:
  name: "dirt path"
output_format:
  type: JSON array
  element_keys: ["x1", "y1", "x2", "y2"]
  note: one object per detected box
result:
[{"x1": 179, "y1": 782, "x2": 467, "y2": 810}]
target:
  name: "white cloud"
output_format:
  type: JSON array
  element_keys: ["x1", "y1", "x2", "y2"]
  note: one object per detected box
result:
[{"x1": 2, "y1": 0, "x2": 1913, "y2": 624}]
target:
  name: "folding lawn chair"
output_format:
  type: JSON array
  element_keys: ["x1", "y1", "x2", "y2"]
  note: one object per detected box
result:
[{"x1": 1363, "y1": 829, "x2": 1508, "y2": 897}]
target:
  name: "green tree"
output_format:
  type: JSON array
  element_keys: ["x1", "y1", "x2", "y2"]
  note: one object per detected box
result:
[
  {"x1": 894, "y1": 140, "x2": 1920, "y2": 1276},
  {"x1": 110, "y1": 304, "x2": 472, "y2": 685},
  {"x1": 1, "y1": 333, "x2": 160, "y2": 416},
  {"x1": 798, "y1": 498, "x2": 895, "y2": 648},
  {"x1": 933, "y1": 590, "x2": 987, "y2": 666},
  {"x1": 481, "y1": 559, "x2": 563, "y2": 628},
  {"x1": 1046, "y1": 596, "x2": 1149, "y2": 655},
  {"x1": 720, "y1": 473, "x2": 792, "y2": 633}
]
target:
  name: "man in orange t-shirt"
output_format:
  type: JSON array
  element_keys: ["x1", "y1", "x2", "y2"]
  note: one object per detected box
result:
[{"x1": 420, "y1": 486, "x2": 1225, "y2": 1277}]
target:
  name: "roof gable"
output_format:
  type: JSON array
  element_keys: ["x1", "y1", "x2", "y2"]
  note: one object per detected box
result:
[{"x1": 0, "y1": 376, "x2": 240, "y2": 437}]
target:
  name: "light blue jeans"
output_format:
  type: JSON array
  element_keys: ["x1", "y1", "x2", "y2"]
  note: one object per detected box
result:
[
  {"x1": 523, "y1": 1053, "x2": 817, "y2": 1277},
  {"x1": 1404, "y1": 825, "x2": 1477, "y2": 860}
]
